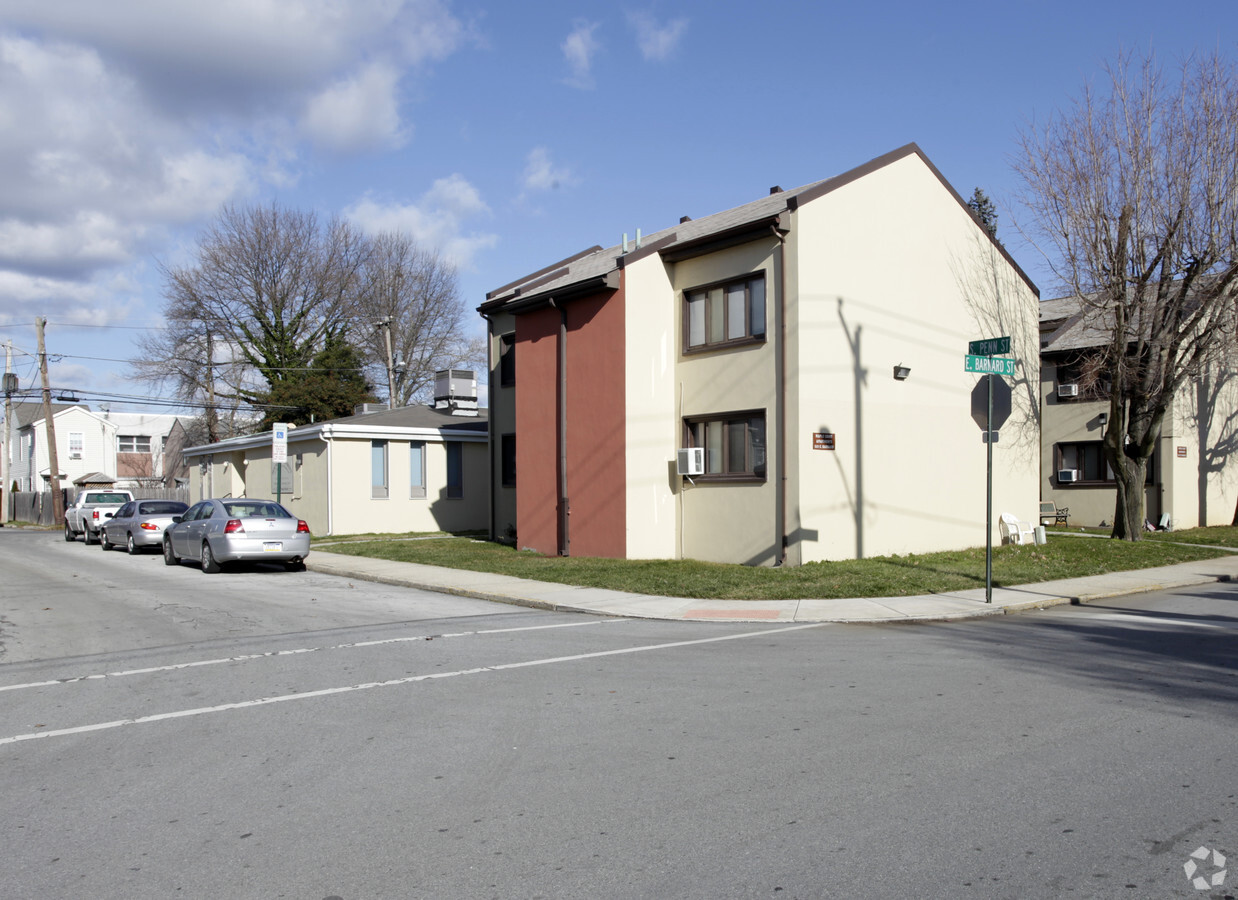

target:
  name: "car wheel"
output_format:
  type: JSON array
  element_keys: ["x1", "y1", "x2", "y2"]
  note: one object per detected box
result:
[
  {"x1": 126, "y1": 534, "x2": 139, "y2": 555},
  {"x1": 84, "y1": 527, "x2": 96, "y2": 545},
  {"x1": 65, "y1": 521, "x2": 75, "y2": 542},
  {"x1": 201, "y1": 541, "x2": 222, "y2": 574},
  {"x1": 163, "y1": 538, "x2": 180, "y2": 567},
  {"x1": 285, "y1": 559, "x2": 306, "y2": 572},
  {"x1": 100, "y1": 530, "x2": 112, "y2": 551}
]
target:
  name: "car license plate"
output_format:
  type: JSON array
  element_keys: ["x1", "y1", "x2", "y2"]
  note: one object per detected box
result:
[{"x1": 263, "y1": 541, "x2": 282, "y2": 551}]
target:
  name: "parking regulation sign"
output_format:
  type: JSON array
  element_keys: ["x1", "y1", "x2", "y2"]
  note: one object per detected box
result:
[{"x1": 272, "y1": 423, "x2": 289, "y2": 463}]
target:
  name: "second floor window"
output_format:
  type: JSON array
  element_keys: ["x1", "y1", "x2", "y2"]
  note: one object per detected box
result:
[
  {"x1": 685, "y1": 274, "x2": 766, "y2": 352},
  {"x1": 118, "y1": 435, "x2": 151, "y2": 453},
  {"x1": 69, "y1": 432, "x2": 83, "y2": 459}
]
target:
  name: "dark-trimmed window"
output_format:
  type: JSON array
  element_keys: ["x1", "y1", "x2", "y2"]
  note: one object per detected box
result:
[
  {"x1": 501, "y1": 434, "x2": 516, "y2": 487},
  {"x1": 684, "y1": 411, "x2": 766, "y2": 479},
  {"x1": 1057, "y1": 442, "x2": 1154, "y2": 485},
  {"x1": 446, "y1": 442, "x2": 463, "y2": 499},
  {"x1": 685, "y1": 274, "x2": 766, "y2": 351},
  {"x1": 499, "y1": 333, "x2": 515, "y2": 387}
]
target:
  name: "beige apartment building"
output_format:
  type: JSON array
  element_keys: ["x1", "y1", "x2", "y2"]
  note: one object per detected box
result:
[{"x1": 481, "y1": 144, "x2": 1042, "y2": 565}]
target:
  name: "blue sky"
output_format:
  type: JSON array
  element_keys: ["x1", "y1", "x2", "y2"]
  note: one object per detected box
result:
[{"x1": 0, "y1": 0, "x2": 1233, "y2": 411}]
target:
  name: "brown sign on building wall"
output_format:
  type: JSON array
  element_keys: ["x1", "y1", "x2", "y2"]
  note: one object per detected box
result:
[{"x1": 813, "y1": 432, "x2": 836, "y2": 451}]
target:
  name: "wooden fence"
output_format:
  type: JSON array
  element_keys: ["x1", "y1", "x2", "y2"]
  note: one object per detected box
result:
[{"x1": 5, "y1": 488, "x2": 190, "y2": 527}]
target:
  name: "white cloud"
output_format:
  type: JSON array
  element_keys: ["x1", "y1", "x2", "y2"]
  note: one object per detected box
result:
[
  {"x1": 521, "y1": 147, "x2": 578, "y2": 194},
  {"x1": 562, "y1": 21, "x2": 600, "y2": 89},
  {"x1": 303, "y1": 62, "x2": 407, "y2": 154},
  {"x1": 345, "y1": 175, "x2": 498, "y2": 269},
  {"x1": 627, "y1": 11, "x2": 688, "y2": 61},
  {"x1": 0, "y1": 1, "x2": 473, "y2": 323}
]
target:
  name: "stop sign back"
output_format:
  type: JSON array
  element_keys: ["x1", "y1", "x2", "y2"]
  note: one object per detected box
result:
[{"x1": 971, "y1": 375, "x2": 1012, "y2": 431}]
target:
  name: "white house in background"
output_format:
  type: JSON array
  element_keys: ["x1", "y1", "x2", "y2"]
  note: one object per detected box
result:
[{"x1": 9, "y1": 404, "x2": 186, "y2": 491}]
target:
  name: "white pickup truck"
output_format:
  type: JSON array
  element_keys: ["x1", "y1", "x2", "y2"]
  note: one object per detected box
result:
[{"x1": 64, "y1": 489, "x2": 135, "y2": 544}]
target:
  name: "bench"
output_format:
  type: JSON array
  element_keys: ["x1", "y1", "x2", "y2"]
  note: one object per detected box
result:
[{"x1": 1039, "y1": 501, "x2": 1069, "y2": 526}]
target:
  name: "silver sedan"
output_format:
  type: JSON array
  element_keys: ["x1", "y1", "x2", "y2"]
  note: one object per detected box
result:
[
  {"x1": 101, "y1": 499, "x2": 189, "y2": 554},
  {"x1": 163, "y1": 498, "x2": 311, "y2": 573}
]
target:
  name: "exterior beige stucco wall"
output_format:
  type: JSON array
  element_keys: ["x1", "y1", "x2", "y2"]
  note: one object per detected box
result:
[
  {"x1": 672, "y1": 240, "x2": 782, "y2": 566},
  {"x1": 793, "y1": 154, "x2": 1040, "y2": 561},
  {"x1": 326, "y1": 437, "x2": 488, "y2": 536},
  {"x1": 621, "y1": 252, "x2": 679, "y2": 560}
]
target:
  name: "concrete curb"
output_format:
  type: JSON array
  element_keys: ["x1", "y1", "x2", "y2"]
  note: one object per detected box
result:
[{"x1": 304, "y1": 551, "x2": 1238, "y2": 624}]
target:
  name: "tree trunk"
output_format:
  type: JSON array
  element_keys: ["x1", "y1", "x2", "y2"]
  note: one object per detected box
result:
[{"x1": 1110, "y1": 454, "x2": 1147, "y2": 540}]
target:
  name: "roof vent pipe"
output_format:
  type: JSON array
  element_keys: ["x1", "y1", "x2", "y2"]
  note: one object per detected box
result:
[{"x1": 770, "y1": 185, "x2": 782, "y2": 195}]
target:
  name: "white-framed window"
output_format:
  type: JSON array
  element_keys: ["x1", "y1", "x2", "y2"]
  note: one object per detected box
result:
[
  {"x1": 68, "y1": 432, "x2": 83, "y2": 460},
  {"x1": 410, "y1": 441, "x2": 426, "y2": 499},
  {"x1": 371, "y1": 440, "x2": 389, "y2": 499},
  {"x1": 118, "y1": 435, "x2": 151, "y2": 453}
]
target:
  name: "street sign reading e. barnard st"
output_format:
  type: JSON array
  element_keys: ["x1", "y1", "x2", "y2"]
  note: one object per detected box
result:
[{"x1": 965, "y1": 355, "x2": 1016, "y2": 376}]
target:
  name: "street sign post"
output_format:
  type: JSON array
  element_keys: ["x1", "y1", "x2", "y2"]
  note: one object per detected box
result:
[
  {"x1": 272, "y1": 424, "x2": 288, "y2": 503},
  {"x1": 966, "y1": 346, "x2": 1015, "y2": 604}
]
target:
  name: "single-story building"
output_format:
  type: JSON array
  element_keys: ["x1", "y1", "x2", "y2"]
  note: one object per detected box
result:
[{"x1": 182, "y1": 375, "x2": 488, "y2": 536}]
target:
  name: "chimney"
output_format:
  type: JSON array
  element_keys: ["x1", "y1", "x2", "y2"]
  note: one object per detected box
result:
[{"x1": 434, "y1": 369, "x2": 479, "y2": 416}]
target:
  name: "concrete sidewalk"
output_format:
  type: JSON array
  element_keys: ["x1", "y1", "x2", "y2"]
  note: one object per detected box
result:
[{"x1": 305, "y1": 550, "x2": 1238, "y2": 624}]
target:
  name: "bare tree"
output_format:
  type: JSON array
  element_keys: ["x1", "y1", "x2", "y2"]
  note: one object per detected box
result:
[
  {"x1": 133, "y1": 202, "x2": 371, "y2": 429},
  {"x1": 355, "y1": 231, "x2": 482, "y2": 408},
  {"x1": 1015, "y1": 50, "x2": 1238, "y2": 539}
]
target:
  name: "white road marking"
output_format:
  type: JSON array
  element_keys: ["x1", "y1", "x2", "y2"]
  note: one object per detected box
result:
[
  {"x1": 0, "y1": 620, "x2": 619, "y2": 694},
  {"x1": 0, "y1": 623, "x2": 824, "y2": 746},
  {"x1": 1074, "y1": 612, "x2": 1231, "y2": 630}
]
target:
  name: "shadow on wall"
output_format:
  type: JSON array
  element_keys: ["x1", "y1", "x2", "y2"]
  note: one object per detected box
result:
[
  {"x1": 838, "y1": 298, "x2": 867, "y2": 559},
  {"x1": 1192, "y1": 371, "x2": 1238, "y2": 527},
  {"x1": 952, "y1": 233, "x2": 1040, "y2": 453}
]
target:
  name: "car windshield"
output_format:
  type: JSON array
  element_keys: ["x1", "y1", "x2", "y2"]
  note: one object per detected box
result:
[
  {"x1": 223, "y1": 501, "x2": 290, "y2": 519},
  {"x1": 139, "y1": 501, "x2": 187, "y2": 515}
]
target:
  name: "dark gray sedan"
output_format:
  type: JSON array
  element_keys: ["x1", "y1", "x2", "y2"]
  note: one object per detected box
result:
[
  {"x1": 163, "y1": 498, "x2": 311, "y2": 573},
  {"x1": 101, "y1": 500, "x2": 190, "y2": 554}
]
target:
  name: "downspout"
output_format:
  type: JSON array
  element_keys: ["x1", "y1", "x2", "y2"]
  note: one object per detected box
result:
[
  {"x1": 324, "y1": 426, "x2": 334, "y2": 536},
  {"x1": 771, "y1": 223, "x2": 789, "y2": 565},
  {"x1": 480, "y1": 311, "x2": 497, "y2": 542},
  {"x1": 549, "y1": 297, "x2": 570, "y2": 556}
]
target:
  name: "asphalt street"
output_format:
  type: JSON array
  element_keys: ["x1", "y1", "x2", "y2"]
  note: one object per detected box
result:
[{"x1": 1, "y1": 529, "x2": 1236, "y2": 899}]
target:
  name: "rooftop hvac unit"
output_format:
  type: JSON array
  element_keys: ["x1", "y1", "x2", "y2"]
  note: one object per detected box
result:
[
  {"x1": 1057, "y1": 384, "x2": 1079, "y2": 398},
  {"x1": 1057, "y1": 469, "x2": 1079, "y2": 483},
  {"x1": 677, "y1": 447, "x2": 705, "y2": 476}
]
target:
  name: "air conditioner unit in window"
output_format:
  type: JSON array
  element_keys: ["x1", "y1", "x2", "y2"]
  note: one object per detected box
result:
[
  {"x1": 677, "y1": 447, "x2": 705, "y2": 476},
  {"x1": 1058, "y1": 469, "x2": 1079, "y2": 483},
  {"x1": 1058, "y1": 384, "x2": 1079, "y2": 398}
]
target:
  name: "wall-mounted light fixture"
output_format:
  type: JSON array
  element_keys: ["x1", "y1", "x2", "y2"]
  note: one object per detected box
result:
[
  {"x1": 1098, "y1": 412, "x2": 1108, "y2": 427},
  {"x1": 893, "y1": 364, "x2": 911, "y2": 381}
]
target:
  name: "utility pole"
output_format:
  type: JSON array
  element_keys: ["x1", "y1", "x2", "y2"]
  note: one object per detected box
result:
[
  {"x1": 2, "y1": 340, "x2": 13, "y2": 526},
  {"x1": 378, "y1": 317, "x2": 396, "y2": 409},
  {"x1": 205, "y1": 326, "x2": 219, "y2": 443},
  {"x1": 36, "y1": 318, "x2": 65, "y2": 525}
]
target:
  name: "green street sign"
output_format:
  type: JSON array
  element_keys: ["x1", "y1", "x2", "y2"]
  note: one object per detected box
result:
[
  {"x1": 965, "y1": 355, "x2": 1016, "y2": 376},
  {"x1": 969, "y1": 336, "x2": 1011, "y2": 356}
]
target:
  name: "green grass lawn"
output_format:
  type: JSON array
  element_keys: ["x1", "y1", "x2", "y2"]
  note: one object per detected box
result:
[{"x1": 315, "y1": 530, "x2": 1235, "y2": 601}]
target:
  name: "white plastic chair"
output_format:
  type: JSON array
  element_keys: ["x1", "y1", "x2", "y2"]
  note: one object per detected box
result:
[{"x1": 999, "y1": 512, "x2": 1035, "y2": 545}]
